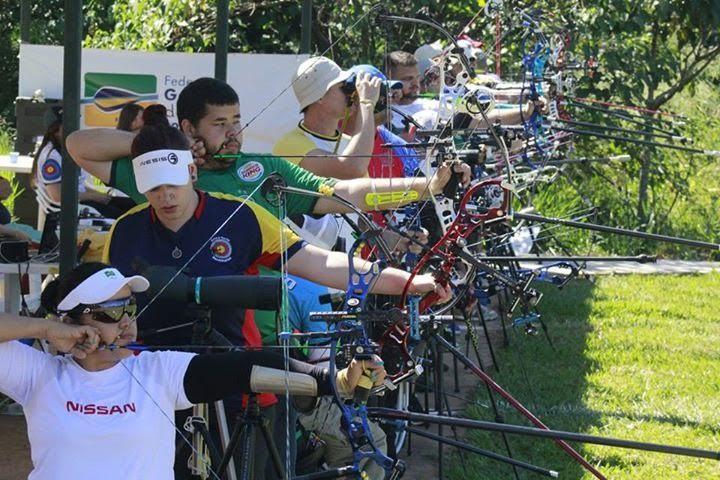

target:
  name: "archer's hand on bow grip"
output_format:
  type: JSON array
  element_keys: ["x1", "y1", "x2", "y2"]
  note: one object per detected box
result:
[
  {"x1": 336, "y1": 356, "x2": 386, "y2": 401},
  {"x1": 410, "y1": 274, "x2": 453, "y2": 313},
  {"x1": 431, "y1": 162, "x2": 472, "y2": 196}
]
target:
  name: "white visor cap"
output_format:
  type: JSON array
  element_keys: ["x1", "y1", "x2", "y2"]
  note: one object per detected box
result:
[
  {"x1": 57, "y1": 268, "x2": 149, "y2": 312},
  {"x1": 292, "y1": 56, "x2": 352, "y2": 111},
  {"x1": 132, "y1": 149, "x2": 193, "y2": 194}
]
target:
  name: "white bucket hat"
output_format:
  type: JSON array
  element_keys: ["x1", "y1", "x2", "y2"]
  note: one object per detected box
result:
[
  {"x1": 292, "y1": 56, "x2": 352, "y2": 111},
  {"x1": 132, "y1": 149, "x2": 193, "y2": 194},
  {"x1": 57, "y1": 267, "x2": 149, "y2": 312}
]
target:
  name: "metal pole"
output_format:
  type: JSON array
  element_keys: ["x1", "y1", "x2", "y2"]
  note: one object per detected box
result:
[
  {"x1": 300, "y1": 0, "x2": 312, "y2": 53},
  {"x1": 20, "y1": 1, "x2": 31, "y2": 42},
  {"x1": 215, "y1": 0, "x2": 229, "y2": 81},
  {"x1": 60, "y1": 0, "x2": 82, "y2": 276}
]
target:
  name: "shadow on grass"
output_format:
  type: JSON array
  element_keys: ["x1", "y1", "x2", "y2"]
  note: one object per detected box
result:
[
  {"x1": 448, "y1": 278, "x2": 601, "y2": 480},
  {"x1": 517, "y1": 404, "x2": 720, "y2": 436}
]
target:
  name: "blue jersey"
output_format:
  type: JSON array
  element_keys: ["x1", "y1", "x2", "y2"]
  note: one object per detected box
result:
[{"x1": 103, "y1": 191, "x2": 303, "y2": 347}]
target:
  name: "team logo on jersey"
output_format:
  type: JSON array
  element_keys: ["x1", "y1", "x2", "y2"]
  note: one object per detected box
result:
[
  {"x1": 210, "y1": 236, "x2": 232, "y2": 263},
  {"x1": 237, "y1": 161, "x2": 264, "y2": 182},
  {"x1": 41, "y1": 159, "x2": 62, "y2": 182}
]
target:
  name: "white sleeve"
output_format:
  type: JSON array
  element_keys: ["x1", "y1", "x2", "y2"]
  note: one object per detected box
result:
[
  {"x1": 0, "y1": 341, "x2": 51, "y2": 406},
  {"x1": 157, "y1": 351, "x2": 197, "y2": 410},
  {"x1": 38, "y1": 148, "x2": 63, "y2": 185},
  {"x1": 412, "y1": 109, "x2": 439, "y2": 130}
]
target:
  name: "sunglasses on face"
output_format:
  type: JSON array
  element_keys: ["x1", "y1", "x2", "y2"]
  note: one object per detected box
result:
[{"x1": 82, "y1": 297, "x2": 137, "y2": 324}]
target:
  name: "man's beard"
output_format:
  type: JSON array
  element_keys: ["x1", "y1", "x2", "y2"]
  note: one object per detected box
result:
[
  {"x1": 205, "y1": 139, "x2": 241, "y2": 169},
  {"x1": 203, "y1": 147, "x2": 236, "y2": 171}
]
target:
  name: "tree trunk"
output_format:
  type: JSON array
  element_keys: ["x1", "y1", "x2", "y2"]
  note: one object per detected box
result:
[
  {"x1": 637, "y1": 151, "x2": 650, "y2": 224},
  {"x1": 638, "y1": 20, "x2": 661, "y2": 225}
]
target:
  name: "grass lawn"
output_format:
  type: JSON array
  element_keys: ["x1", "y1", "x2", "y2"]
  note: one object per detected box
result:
[{"x1": 451, "y1": 274, "x2": 720, "y2": 480}]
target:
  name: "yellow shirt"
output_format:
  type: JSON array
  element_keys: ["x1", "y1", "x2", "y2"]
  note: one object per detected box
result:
[{"x1": 273, "y1": 122, "x2": 350, "y2": 164}]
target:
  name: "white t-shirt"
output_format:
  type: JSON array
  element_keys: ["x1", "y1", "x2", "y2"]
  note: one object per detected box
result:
[
  {"x1": 0, "y1": 341, "x2": 195, "y2": 480},
  {"x1": 35, "y1": 143, "x2": 90, "y2": 214},
  {"x1": 391, "y1": 98, "x2": 439, "y2": 130}
]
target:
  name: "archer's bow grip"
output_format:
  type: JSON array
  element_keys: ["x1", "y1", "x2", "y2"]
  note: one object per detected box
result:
[
  {"x1": 353, "y1": 371, "x2": 374, "y2": 405},
  {"x1": 441, "y1": 166, "x2": 461, "y2": 198},
  {"x1": 418, "y1": 291, "x2": 441, "y2": 314}
]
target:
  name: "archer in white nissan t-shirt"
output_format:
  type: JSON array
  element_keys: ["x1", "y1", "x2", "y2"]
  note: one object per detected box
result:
[{"x1": 0, "y1": 340, "x2": 195, "y2": 480}]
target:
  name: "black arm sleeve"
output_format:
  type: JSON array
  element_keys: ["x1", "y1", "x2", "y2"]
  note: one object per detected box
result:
[{"x1": 183, "y1": 350, "x2": 332, "y2": 404}]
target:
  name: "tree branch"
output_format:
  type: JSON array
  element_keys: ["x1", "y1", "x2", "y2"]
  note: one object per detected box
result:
[{"x1": 649, "y1": 45, "x2": 720, "y2": 109}]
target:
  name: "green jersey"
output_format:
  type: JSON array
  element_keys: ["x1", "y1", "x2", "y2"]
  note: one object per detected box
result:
[{"x1": 109, "y1": 152, "x2": 337, "y2": 218}]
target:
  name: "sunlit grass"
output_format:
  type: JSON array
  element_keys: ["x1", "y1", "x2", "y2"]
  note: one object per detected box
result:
[
  {"x1": 450, "y1": 274, "x2": 720, "y2": 480},
  {"x1": 0, "y1": 124, "x2": 20, "y2": 215}
]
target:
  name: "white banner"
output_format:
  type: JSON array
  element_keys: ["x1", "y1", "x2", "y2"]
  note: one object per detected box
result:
[{"x1": 19, "y1": 45, "x2": 306, "y2": 153}]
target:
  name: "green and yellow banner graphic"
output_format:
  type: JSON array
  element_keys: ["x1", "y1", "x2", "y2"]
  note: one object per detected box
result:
[{"x1": 83, "y1": 73, "x2": 158, "y2": 127}]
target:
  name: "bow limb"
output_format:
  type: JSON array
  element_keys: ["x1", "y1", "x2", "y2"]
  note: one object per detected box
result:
[
  {"x1": 399, "y1": 179, "x2": 513, "y2": 314},
  {"x1": 378, "y1": 13, "x2": 477, "y2": 83}
]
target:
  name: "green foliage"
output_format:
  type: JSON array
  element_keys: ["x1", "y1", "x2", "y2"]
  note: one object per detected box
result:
[
  {"x1": 0, "y1": 120, "x2": 20, "y2": 215},
  {"x1": 86, "y1": 0, "x2": 215, "y2": 51},
  {"x1": 0, "y1": 118, "x2": 13, "y2": 154},
  {"x1": 0, "y1": 0, "x2": 719, "y2": 257},
  {"x1": 0, "y1": 0, "x2": 116, "y2": 120},
  {"x1": 533, "y1": 58, "x2": 720, "y2": 259},
  {"x1": 456, "y1": 275, "x2": 720, "y2": 479}
]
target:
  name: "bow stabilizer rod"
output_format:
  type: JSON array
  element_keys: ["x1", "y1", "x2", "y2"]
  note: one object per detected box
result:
[
  {"x1": 548, "y1": 124, "x2": 720, "y2": 156},
  {"x1": 479, "y1": 255, "x2": 657, "y2": 263},
  {"x1": 368, "y1": 409, "x2": 720, "y2": 462},
  {"x1": 404, "y1": 427, "x2": 559, "y2": 478},
  {"x1": 426, "y1": 331, "x2": 607, "y2": 479},
  {"x1": 514, "y1": 212, "x2": 720, "y2": 250}
]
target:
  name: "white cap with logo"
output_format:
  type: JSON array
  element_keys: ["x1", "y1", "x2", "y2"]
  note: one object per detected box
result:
[
  {"x1": 292, "y1": 56, "x2": 352, "y2": 111},
  {"x1": 132, "y1": 149, "x2": 193, "y2": 194},
  {"x1": 57, "y1": 268, "x2": 149, "y2": 312}
]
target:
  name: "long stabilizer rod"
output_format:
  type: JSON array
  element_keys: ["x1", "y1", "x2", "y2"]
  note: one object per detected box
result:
[
  {"x1": 369, "y1": 409, "x2": 720, "y2": 461},
  {"x1": 514, "y1": 212, "x2": 720, "y2": 250},
  {"x1": 404, "y1": 427, "x2": 559, "y2": 477},
  {"x1": 429, "y1": 333, "x2": 607, "y2": 479}
]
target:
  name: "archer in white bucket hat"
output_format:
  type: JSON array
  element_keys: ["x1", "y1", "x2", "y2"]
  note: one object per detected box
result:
[{"x1": 292, "y1": 56, "x2": 353, "y2": 111}]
